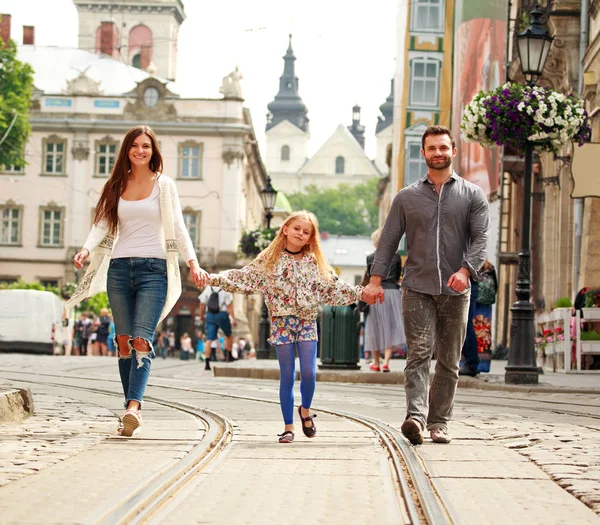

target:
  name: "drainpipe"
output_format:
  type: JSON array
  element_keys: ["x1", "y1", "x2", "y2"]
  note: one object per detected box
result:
[{"x1": 573, "y1": 0, "x2": 589, "y2": 297}]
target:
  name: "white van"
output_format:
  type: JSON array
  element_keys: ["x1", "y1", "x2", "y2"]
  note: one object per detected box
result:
[{"x1": 0, "y1": 290, "x2": 66, "y2": 355}]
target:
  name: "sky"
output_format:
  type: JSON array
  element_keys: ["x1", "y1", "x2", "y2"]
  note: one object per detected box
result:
[{"x1": 1, "y1": 0, "x2": 397, "y2": 159}]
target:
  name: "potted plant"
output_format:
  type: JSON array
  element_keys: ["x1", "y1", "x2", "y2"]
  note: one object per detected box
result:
[{"x1": 461, "y1": 83, "x2": 591, "y2": 155}]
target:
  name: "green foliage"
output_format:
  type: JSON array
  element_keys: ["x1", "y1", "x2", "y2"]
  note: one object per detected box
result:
[
  {"x1": 78, "y1": 293, "x2": 110, "y2": 315},
  {"x1": 585, "y1": 289, "x2": 600, "y2": 308},
  {"x1": 0, "y1": 278, "x2": 60, "y2": 297},
  {"x1": 580, "y1": 330, "x2": 600, "y2": 341},
  {"x1": 554, "y1": 297, "x2": 573, "y2": 308},
  {"x1": 0, "y1": 35, "x2": 34, "y2": 169},
  {"x1": 286, "y1": 178, "x2": 379, "y2": 236}
]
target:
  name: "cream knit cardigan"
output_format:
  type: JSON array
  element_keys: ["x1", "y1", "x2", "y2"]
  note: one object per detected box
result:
[{"x1": 65, "y1": 174, "x2": 197, "y2": 323}]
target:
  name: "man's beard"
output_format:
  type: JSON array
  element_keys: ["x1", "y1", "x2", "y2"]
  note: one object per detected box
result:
[{"x1": 425, "y1": 156, "x2": 452, "y2": 170}]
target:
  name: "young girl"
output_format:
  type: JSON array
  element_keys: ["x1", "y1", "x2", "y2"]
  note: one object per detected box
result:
[
  {"x1": 67, "y1": 125, "x2": 208, "y2": 436},
  {"x1": 209, "y1": 210, "x2": 364, "y2": 443}
]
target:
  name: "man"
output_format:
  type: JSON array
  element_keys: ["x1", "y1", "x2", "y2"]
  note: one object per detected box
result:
[
  {"x1": 363, "y1": 125, "x2": 489, "y2": 445},
  {"x1": 198, "y1": 285, "x2": 237, "y2": 370}
]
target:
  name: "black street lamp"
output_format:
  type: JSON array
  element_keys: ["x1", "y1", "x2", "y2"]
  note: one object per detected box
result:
[
  {"x1": 257, "y1": 176, "x2": 278, "y2": 359},
  {"x1": 260, "y1": 177, "x2": 278, "y2": 229},
  {"x1": 505, "y1": 7, "x2": 554, "y2": 385}
]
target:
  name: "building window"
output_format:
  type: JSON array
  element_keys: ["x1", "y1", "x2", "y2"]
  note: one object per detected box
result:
[
  {"x1": 281, "y1": 145, "x2": 290, "y2": 161},
  {"x1": 42, "y1": 137, "x2": 67, "y2": 175},
  {"x1": 404, "y1": 142, "x2": 428, "y2": 187},
  {"x1": 412, "y1": 0, "x2": 443, "y2": 32},
  {"x1": 0, "y1": 205, "x2": 22, "y2": 245},
  {"x1": 39, "y1": 205, "x2": 64, "y2": 247},
  {"x1": 409, "y1": 58, "x2": 440, "y2": 107},
  {"x1": 1, "y1": 163, "x2": 23, "y2": 174},
  {"x1": 95, "y1": 140, "x2": 117, "y2": 176},
  {"x1": 40, "y1": 279, "x2": 59, "y2": 288},
  {"x1": 183, "y1": 211, "x2": 201, "y2": 248},
  {"x1": 335, "y1": 156, "x2": 345, "y2": 174},
  {"x1": 179, "y1": 143, "x2": 203, "y2": 179}
]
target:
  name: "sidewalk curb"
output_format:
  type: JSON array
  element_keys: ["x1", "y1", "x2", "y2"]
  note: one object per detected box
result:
[
  {"x1": 213, "y1": 366, "x2": 600, "y2": 395},
  {"x1": 0, "y1": 388, "x2": 34, "y2": 423}
]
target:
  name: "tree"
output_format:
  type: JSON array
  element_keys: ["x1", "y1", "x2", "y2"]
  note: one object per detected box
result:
[
  {"x1": 0, "y1": 33, "x2": 34, "y2": 169},
  {"x1": 287, "y1": 177, "x2": 379, "y2": 236}
]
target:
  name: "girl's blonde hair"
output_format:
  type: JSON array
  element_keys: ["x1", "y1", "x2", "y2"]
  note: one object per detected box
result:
[{"x1": 257, "y1": 210, "x2": 332, "y2": 278}]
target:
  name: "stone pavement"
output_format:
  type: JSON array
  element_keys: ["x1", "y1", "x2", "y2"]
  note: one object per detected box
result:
[
  {"x1": 1, "y1": 355, "x2": 600, "y2": 524},
  {"x1": 213, "y1": 356, "x2": 600, "y2": 393}
]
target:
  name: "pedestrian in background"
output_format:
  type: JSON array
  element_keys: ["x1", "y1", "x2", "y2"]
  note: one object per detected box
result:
[
  {"x1": 209, "y1": 210, "x2": 365, "y2": 443},
  {"x1": 363, "y1": 125, "x2": 489, "y2": 445},
  {"x1": 107, "y1": 315, "x2": 116, "y2": 356},
  {"x1": 195, "y1": 331, "x2": 206, "y2": 361},
  {"x1": 365, "y1": 228, "x2": 405, "y2": 373},
  {"x1": 168, "y1": 331, "x2": 176, "y2": 358},
  {"x1": 67, "y1": 125, "x2": 209, "y2": 437},
  {"x1": 460, "y1": 259, "x2": 497, "y2": 375},
  {"x1": 199, "y1": 285, "x2": 237, "y2": 369},
  {"x1": 94, "y1": 308, "x2": 111, "y2": 356},
  {"x1": 180, "y1": 332, "x2": 194, "y2": 360}
]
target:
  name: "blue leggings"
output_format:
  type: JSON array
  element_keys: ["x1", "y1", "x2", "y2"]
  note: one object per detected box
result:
[{"x1": 276, "y1": 341, "x2": 317, "y2": 425}]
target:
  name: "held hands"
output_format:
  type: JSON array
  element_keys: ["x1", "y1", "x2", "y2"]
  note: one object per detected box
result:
[
  {"x1": 189, "y1": 260, "x2": 209, "y2": 289},
  {"x1": 73, "y1": 248, "x2": 90, "y2": 269},
  {"x1": 361, "y1": 280, "x2": 385, "y2": 305},
  {"x1": 447, "y1": 267, "x2": 470, "y2": 293}
]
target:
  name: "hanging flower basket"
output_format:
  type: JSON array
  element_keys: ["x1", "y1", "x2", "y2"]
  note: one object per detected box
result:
[
  {"x1": 461, "y1": 82, "x2": 591, "y2": 155},
  {"x1": 238, "y1": 226, "x2": 277, "y2": 258}
]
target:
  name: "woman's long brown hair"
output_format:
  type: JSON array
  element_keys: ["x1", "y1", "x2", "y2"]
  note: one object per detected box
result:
[{"x1": 93, "y1": 125, "x2": 163, "y2": 234}]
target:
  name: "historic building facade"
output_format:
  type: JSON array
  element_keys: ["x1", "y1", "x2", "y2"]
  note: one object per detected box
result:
[{"x1": 0, "y1": 3, "x2": 269, "y2": 346}]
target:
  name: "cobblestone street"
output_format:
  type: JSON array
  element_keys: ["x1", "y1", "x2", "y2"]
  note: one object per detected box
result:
[{"x1": 1, "y1": 355, "x2": 600, "y2": 524}]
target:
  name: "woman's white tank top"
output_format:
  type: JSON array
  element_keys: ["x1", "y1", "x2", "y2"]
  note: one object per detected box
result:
[{"x1": 111, "y1": 181, "x2": 166, "y2": 259}]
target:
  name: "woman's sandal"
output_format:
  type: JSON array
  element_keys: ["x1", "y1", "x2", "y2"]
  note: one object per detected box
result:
[
  {"x1": 278, "y1": 430, "x2": 294, "y2": 443},
  {"x1": 121, "y1": 408, "x2": 142, "y2": 437},
  {"x1": 298, "y1": 405, "x2": 317, "y2": 438}
]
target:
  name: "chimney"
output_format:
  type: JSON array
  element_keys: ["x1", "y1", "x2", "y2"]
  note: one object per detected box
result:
[
  {"x1": 0, "y1": 14, "x2": 11, "y2": 44},
  {"x1": 23, "y1": 25, "x2": 34, "y2": 45}
]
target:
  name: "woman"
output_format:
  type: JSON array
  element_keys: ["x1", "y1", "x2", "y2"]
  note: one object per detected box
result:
[
  {"x1": 67, "y1": 125, "x2": 209, "y2": 437},
  {"x1": 180, "y1": 332, "x2": 194, "y2": 360},
  {"x1": 365, "y1": 228, "x2": 405, "y2": 372}
]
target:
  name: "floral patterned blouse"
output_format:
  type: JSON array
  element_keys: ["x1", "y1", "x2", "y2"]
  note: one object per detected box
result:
[{"x1": 209, "y1": 252, "x2": 363, "y2": 321}]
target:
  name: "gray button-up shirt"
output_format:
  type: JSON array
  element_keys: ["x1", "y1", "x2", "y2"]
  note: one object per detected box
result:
[{"x1": 371, "y1": 172, "x2": 489, "y2": 296}]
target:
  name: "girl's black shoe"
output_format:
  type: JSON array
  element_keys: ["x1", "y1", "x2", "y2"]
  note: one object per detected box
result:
[{"x1": 298, "y1": 405, "x2": 317, "y2": 438}]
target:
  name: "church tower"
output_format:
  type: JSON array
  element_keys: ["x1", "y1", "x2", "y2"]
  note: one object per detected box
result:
[
  {"x1": 265, "y1": 35, "x2": 310, "y2": 191},
  {"x1": 72, "y1": 0, "x2": 185, "y2": 81}
]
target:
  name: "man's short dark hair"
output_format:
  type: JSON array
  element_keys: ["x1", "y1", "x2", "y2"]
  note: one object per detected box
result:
[{"x1": 421, "y1": 125, "x2": 456, "y2": 150}]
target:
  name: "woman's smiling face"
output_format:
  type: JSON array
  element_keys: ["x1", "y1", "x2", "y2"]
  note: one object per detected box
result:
[{"x1": 128, "y1": 133, "x2": 153, "y2": 168}]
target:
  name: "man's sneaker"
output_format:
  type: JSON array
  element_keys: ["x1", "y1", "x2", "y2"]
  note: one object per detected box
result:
[
  {"x1": 430, "y1": 428, "x2": 452, "y2": 444},
  {"x1": 401, "y1": 416, "x2": 424, "y2": 445},
  {"x1": 458, "y1": 366, "x2": 478, "y2": 377}
]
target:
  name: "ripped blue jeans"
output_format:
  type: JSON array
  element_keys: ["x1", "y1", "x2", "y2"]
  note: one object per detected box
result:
[{"x1": 107, "y1": 257, "x2": 167, "y2": 408}]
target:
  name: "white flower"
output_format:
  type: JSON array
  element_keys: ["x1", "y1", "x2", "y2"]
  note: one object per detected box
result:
[{"x1": 518, "y1": 102, "x2": 525, "y2": 111}]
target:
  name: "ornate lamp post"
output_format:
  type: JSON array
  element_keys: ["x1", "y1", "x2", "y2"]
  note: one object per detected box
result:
[
  {"x1": 256, "y1": 177, "x2": 278, "y2": 359},
  {"x1": 505, "y1": 8, "x2": 554, "y2": 384}
]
